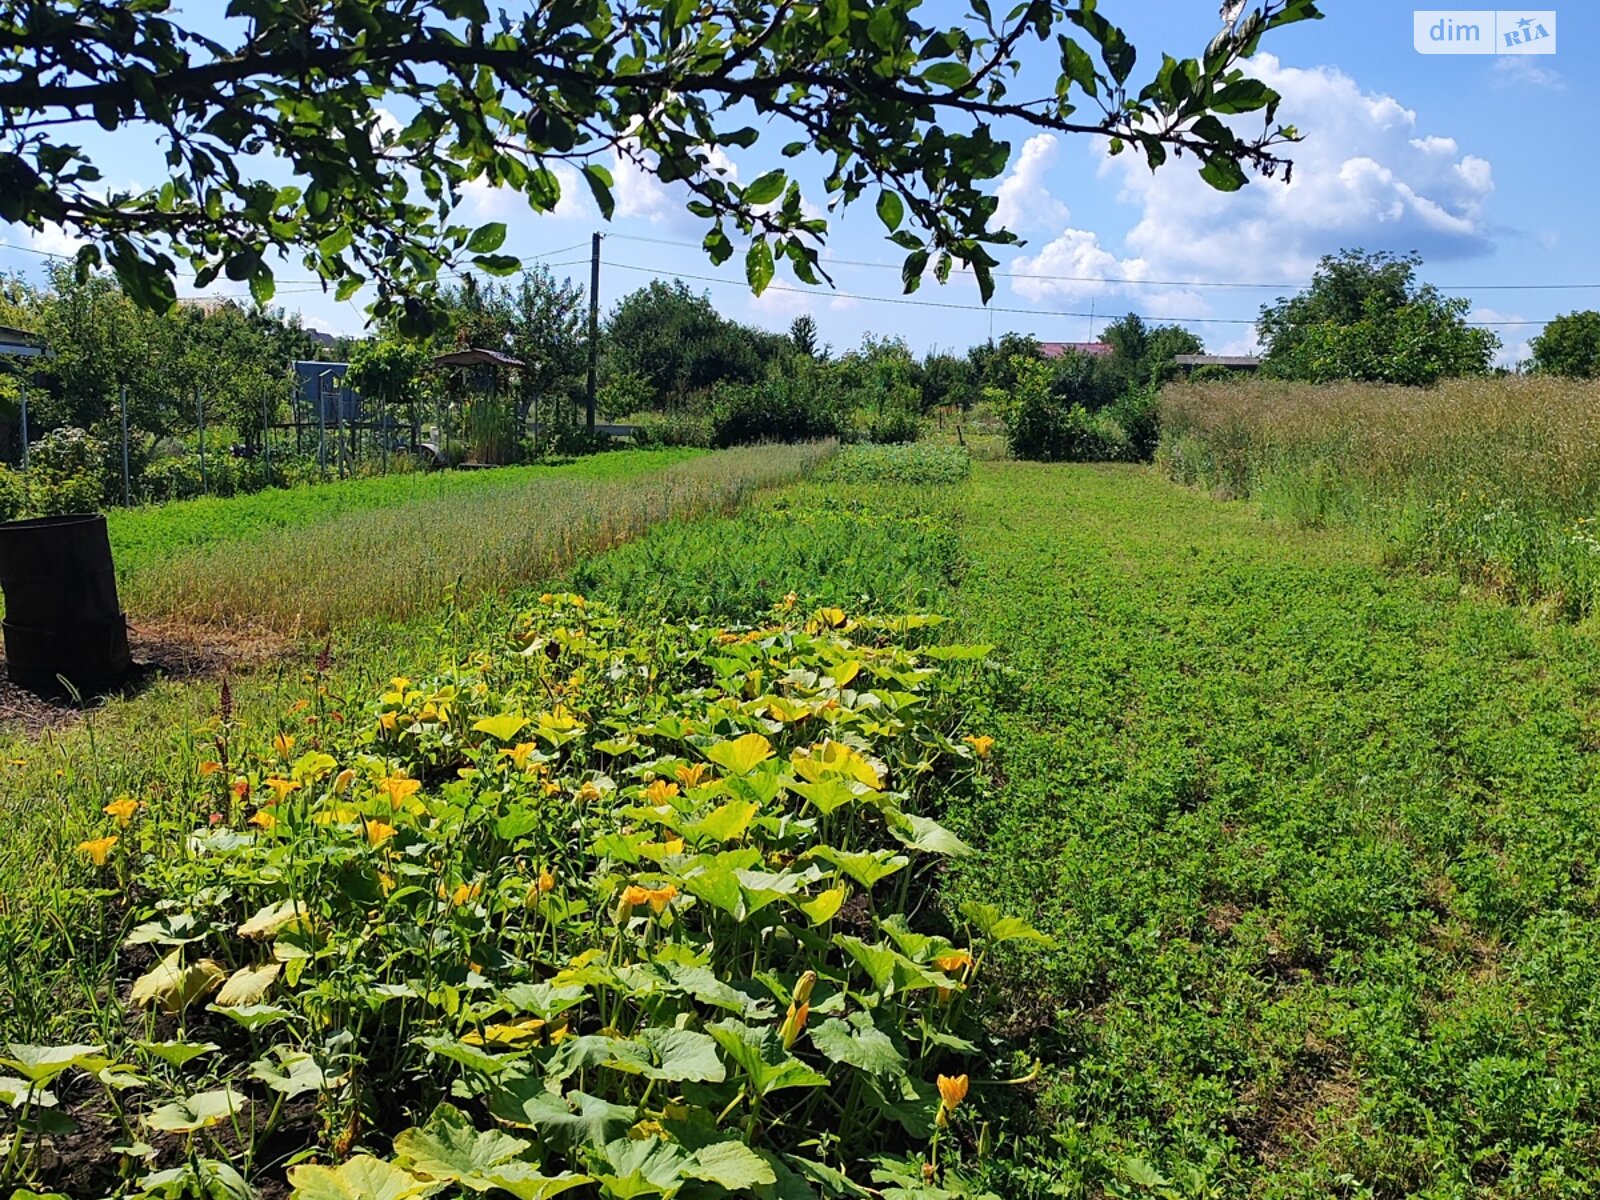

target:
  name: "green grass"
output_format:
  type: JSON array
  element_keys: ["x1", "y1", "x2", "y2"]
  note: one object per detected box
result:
[
  {"x1": 944, "y1": 462, "x2": 1600, "y2": 1198},
  {"x1": 1159, "y1": 376, "x2": 1600, "y2": 617},
  {"x1": 97, "y1": 449, "x2": 700, "y2": 607},
  {"x1": 8, "y1": 450, "x2": 1600, "y2": 1197},
  {"x1": 816, "y1": 443, "x2": 972, "y2": 486},
  {"x1": 120, "y1": 446, "x2": 822, "y2": 632}
]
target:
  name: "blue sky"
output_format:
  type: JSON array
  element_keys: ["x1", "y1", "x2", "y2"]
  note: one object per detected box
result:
[{"x1": 2, "y1": 3, "x2": 1595, "y2": 363}]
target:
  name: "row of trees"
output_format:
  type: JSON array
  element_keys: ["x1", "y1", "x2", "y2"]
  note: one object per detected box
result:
[{"x1": 1254, "y1": 248, "x2": 1600, "y2": 382}]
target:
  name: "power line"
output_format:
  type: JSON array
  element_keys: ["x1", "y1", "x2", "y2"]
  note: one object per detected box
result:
[
  {"x1": 602, "y1": 259, "x2": 1553, "y2": 326},
  {"x1": 604, "y1": 232, "x2": 1600, "y2": 294}
]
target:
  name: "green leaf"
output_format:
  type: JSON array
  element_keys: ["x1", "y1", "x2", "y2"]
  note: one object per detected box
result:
[
  {"x1": 392, "y1": 1102, "x2": 531, "y2": 1182},
  {"x1": 884, "y1": 810, "x2": 975, "y2": 857},
  {"x1": 581, "y1": 164, "x2": 616, "y2": 220},
  {"x1": 249, "y1": 269, "x2": 276, "y2": 305},
  {"x1": 238, "y1": 898, "x2": 311, "y2": 939},
  {"x1": 746, "y1": 239, "x2": 775, "y2": 296},
  {"x1": 796, "y1": 883, "x2": 847, "y2": 925},
  {"x1": 207, "y1": 1003, "x2": 297, "y2": 1030},
  {"x1": 683, "y1": 799, "x2": 760, "y2": 845},
  {"x1": 810, "y1": 1012, "x2": 906, "y2": 1077},
  {"x1": 287, "y1": 1156, "x2": 440, "y2": 1200},
  {"x1": 685, "y1": 1140, "x2": 778, "y2": 1190},
  {"x1": 706, "y1": 733, "x2": 773, "y2": 776},
  {"x1": 145, "y1": 1086, "x2": 244, "y2": 1134},
  {"x1": 922, "y1": 62, "x2": 972, "y2": 89},
  {"x1": 594, "y1": 1137, "x2": 690, "y2": 1200},
  {"x1": 960, "y1": 901, "x2": 1056, "y2": 946},
  {"x1": 808, "y1": 846, "x2": 909, "y2": 888},
  {"x1": 605, "y1": 1027, "x2": 726, "y2": 1083},
  {"x1": 474, "y1": 1166, "x2": 592, "y2": 1200},
  {"x1": 415, "y1": 1035, "x2": 517, "y2": 1077},
  {"x1": 136, "y1": 1040, "x2": 219, "y2": 1069},
  {"x1": 1199, "y1": 154, "x2": 1248, "y2": 192},
  {"x1": 473, "y1": 713, "x2": 528, "y2": 742},
  {"x1": 2, "y1": 1043, "x2": 109, "y2": 1085},
  {"x1": 875, "y1": 190, "x2": 905, "y2": 233},
  {"x1": 743, "y1": 169, "x2": 787, "y2": 206},
  {"x1": 251, "y1": 1047, "x2": 347, "y2": 1098},
  {"x1": 709, "y1": 1019, "x2": 829, "y2": 1098},
  {"x1": 489, "y1": 1078, "x2": 635, "y2": 1151},
  {"x1": 467, "y1": 222, "x2": 508, "y2": 253}
]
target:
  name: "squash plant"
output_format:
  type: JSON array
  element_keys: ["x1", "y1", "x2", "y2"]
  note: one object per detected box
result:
[{"x1": 19, "y1": 595, "x2": 1048, "y2": 1199}]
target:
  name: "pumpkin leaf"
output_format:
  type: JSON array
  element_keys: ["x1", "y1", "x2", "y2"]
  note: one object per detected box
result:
[
  {"x1": 145, "y1": 1086, "x2": 244, "y2": 1134},
  {"x1": 129, "y1": 950, "x2": 226, "y2": 1014},
  {"x1": 286, "y1": 1155, "x2": 441, "y2": 1200}
]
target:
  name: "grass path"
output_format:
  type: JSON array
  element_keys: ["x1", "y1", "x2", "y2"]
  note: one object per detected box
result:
[{"x1": 946, "y1": 463, "x2": 1600, "y2": 1198}]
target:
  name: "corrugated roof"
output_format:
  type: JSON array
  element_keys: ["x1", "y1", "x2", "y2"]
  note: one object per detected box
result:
[
  {"x1": 1039, "y1": 341, "x2": 1114, "y2": 359},
  {"x1": 434, "y1": 347, "x2": 527, "y2": 368}
]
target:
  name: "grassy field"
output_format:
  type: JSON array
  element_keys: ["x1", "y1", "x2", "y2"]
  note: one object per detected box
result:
[
  {"x1": 122, "y1": 444, "x2": 827, "y2": 632},
  {"x1": 945, "y1": 462, "x2": 1600, "y2": 1198},
  {"x1": 6, "y1": 448, "x2": 1600, "y2": 1198},
  {"x1": 1159, "y1": 377, "x2": 1600, "y2": 617}
]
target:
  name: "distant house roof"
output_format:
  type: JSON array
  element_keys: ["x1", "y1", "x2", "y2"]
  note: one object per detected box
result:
[
  {"x1": 1039, "y1": 341, "x2": 1114, "y2": 359},
  {"x1": 1174, "y1": 354, "x2": 1261, "y2": 369},
  {"x1": 0, "y1": 324, "x2": 46, "y2": 358},
  {"x1": 434, "y1": 347, "x2": 527, "y2": 369}
]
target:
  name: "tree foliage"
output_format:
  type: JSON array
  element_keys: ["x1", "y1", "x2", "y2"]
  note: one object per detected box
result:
[
  {"x1": 1258, "y1": 250, "x2": 1498, "y2": 385},
  {"x1": 1, "y1": 1, "x2": 1319, "y2": 327},
  {"x1": 1530, "y1": 310, "x2": 1600, "y2": 379}
]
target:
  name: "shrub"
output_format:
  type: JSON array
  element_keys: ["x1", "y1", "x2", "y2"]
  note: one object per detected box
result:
[
  {"x1": 0, "y1": 463, "x2": 26, "y2": 521},
  {"x1": 710, "y1": 360, "x2": 854, "y2": 446},
  {"x1": 991, "y1": 358, "x2": 1139, "y2": 462},
  {"x1": 27, "y1": 426, "x2": 109, "y2": 514},
  {"x1": 628, "y1": 410, "x2": 715, "y2": 448}
]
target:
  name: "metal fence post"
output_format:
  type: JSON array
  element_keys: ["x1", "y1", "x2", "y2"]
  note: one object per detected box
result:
[
  {"x1": 318, "y1": 369, "x2": 329, "y2": 481},
  {"x1": 18, "y1": 382, "x2": 28, "y2": 472},
  {"x1": 196, "y1": 387, "x2": 207, "y2": 494},
  {"x1": 119, "y1": 385, "x2": 131, "y2": 506}
]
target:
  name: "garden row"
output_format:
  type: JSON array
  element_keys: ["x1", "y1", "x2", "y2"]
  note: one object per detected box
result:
[{"x1": 0, "y1": 444, "x2": 1019, "y2": 1200}]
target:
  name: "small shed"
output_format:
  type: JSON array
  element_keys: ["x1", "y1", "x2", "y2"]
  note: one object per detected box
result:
[
  {"x1": 1040, "y1": 341, "x2": 1114, "y2": 359},
  {"x1": 0, "y1": 325, "x2": 46, "y2": 359},
  {"x1": 1174, "y1": 354, "x2": 1262, "y2": 373}
]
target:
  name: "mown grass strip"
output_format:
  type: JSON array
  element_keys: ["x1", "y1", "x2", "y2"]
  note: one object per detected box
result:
[{"x1": 943, "y1": 461, "x2": 1600, "y2": 1198}]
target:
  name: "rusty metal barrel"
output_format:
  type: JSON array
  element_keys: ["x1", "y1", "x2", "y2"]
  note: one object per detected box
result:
[{"x1": 0, "y1": 513, "x2": 132, "y2": 691}]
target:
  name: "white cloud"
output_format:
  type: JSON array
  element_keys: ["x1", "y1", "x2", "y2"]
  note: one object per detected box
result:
[
  {"x1": 994, "y1": 134, "x2": 1070, "y2": 233},
  {"x1": 1471, "y1": 306, "x2": 1538, "y2": 368},
  {"x1": 460, "y1": 162, "x2": 587, "y2": 223},
  {"x1": 613, "y1": 140, "x2": 739, "y2": 226},
  {"x1": 1490, "y1": 57, "x2": 1565, "y2": 89},
  {"x1": 1106, "y1": 54, "x2": 1496, "y2": 285}
]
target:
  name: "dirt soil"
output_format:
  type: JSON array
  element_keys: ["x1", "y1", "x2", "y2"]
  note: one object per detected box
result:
[{"x1": 0, "y1": 618, "x2": 285, "y2": 735}]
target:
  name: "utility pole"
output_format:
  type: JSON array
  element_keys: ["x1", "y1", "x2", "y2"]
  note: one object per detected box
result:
[{"x1": 586, "y1": 231, "x2": 600, "y2": 434}]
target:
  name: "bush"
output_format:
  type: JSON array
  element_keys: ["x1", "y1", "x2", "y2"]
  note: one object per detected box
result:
[
  {"x1": 0, "y1": 463, "x2": 26, "y2": 521},
  {"x1": 710, "y1": 360, "x2": 854, "y2": 446},
  {"x1": 629, "y1": 410, "x2": 715, "y2": 448},
  {"x1": 818, "y1": 443, "x2": 972, "y2": 485},
  {"x1": 992, "y1": 358, "x2": 1141, "y2": 462},
  {"x1": 27, "y1": 426, "x2": 109, "y2": 514}
]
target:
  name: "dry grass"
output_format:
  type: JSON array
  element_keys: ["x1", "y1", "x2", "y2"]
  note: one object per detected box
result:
[
  {"x1": 128, "y1": 443, "x2": 835, "y2": 634},
  {"x1": 1156, "y1": 377, "x2": 1600, "y2": 614}
]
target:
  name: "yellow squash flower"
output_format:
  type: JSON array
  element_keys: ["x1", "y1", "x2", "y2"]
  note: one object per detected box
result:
[
  {"x1": 77, "y1": 835, "x2": 118, "y2": 866},
  {"x1": 364, "y1": 820, "x2": 398, "y2": 846},
  {"x1": 503, "y1": 741, "x2": 539, "y2": 771},
  {"x1": 249, "y1": 810, "x2": 278, "y2": 831},
  {"x1": 378, "y1": 711, "x2": 399, "y2": 733},
  {"x1": 674, "y1": 762, "x2": 712, "y2": 789},
  {"x1": 575, "y1": 781, "x2": 602, "y2": 806},
  {"x1": 264, "y1": 776, "x2": 301, "y2": 803},
  {"x1": 446, "y1": 882, "x2": 482, "y2": 907},
  {"x1": 933, "y1": 949, "x2": 975, "y2": 978},
  {"x1": 643, "y1": 779, "x2": 680, "y2": 805},
  {"x1": 618, "y1": 882, "x2": 677, "y2": 918},
  {"x1": 332, "y1": 768, "x2": 357, "y2": 794},
  {"x1": 103, "y1": 795, "x2": 141, "y2": 825},
  {"x1": 963, "y1": 735, "x2": 995, "y2": 759},
  {"x1": 538, "y1": 868, "x2": 557, "y2": 893},
  {"x1": 936, "y1": 1073, "x2": 970, "y2": 1126},
  {"x1": 379, "y1": 775, "x2": 421, "y2": 807},
  {"x1": 272, "y1": 732, "x2": 296, "y2": 757},
  {"x1": 197, "y1": 760, "x2": 223, "y2": 777}
]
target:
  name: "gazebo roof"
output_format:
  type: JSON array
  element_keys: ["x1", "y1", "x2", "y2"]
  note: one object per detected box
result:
[{"x1": 433, "y1": 347, "x2": 526, "y2": 369}]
